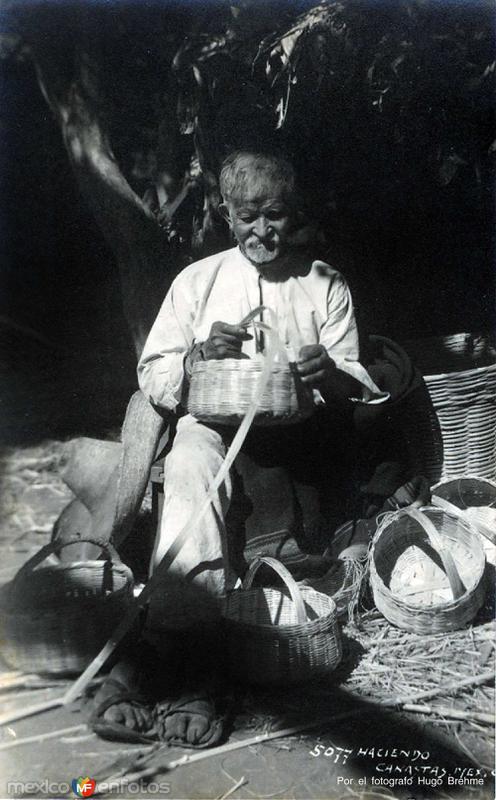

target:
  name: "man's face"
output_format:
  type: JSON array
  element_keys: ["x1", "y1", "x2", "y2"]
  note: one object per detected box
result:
[{"x1": 225, "y1": 184, "x2": 294, "y2": 267}]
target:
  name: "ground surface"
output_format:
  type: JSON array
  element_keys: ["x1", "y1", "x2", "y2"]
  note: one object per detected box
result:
[{"x1": 0, "y1": 332, "x2": 494, "y2": 800}]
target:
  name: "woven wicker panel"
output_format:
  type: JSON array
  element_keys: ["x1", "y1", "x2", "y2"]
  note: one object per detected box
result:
[
  {"x1": 401, "y1": 334, "x2": 496, "y2": 483},
  {"x1": 0, "y1": 559, "x2": 134, "y2": 674},
  {"x1": 402, "y1": 365, "x2": 496, "y2": 483},
  {"x1": 401, "y1": 384, "x2": 444, "y2": 484},
  {"x1": 188, "y1": 359, "x2": 314, "y2": 426},
  {"x1": 369, "y1": 507, "x2": 486, "y2": 634},
  {"x1": 426, "y1": 364, "x2": 496, "y2": 481},
  {"x1": 223, "y1": 575, "x2": 342, "y2": 685}
]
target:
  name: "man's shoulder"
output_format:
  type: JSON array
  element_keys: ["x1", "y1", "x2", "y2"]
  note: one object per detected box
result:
[
  {"x1": 306, "y1": 259, "x2": 347, "y2": 287},
  {"x1": 173, "y1": 247, "x2": 239, "y2": 289}
]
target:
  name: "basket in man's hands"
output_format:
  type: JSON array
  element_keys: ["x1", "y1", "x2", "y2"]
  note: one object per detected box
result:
[
  {"x1": 188, "y1": 306, "x2": 315, "y2": 426},
  {"x1": 188, "y1": 358, "x2": 314, "y2": 426},
  {"x1": 0, "y1": 537, "x2": 134, "y2": 675}
]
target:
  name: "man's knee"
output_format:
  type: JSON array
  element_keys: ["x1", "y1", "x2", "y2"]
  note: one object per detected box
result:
[{"x1": 164, "y1": 424, "x2": 225, "y2": 482}]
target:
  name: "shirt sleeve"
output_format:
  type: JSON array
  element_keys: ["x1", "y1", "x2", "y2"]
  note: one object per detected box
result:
[
  {"x1": 319, "y1": 270, "x2": 389, "y2": 404},
  {"x1": 137, "y1": 277, "x2": 195, "y2": 412}
]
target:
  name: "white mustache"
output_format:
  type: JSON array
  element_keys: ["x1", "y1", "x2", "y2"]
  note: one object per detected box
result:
[{"x1": 247, "y1": 237, "x2": 278, "y2": 250}]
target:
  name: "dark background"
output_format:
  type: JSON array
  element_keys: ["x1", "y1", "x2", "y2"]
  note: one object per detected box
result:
[{"x1": 0, "y1": 0, "x2": 494, "y2": 443}]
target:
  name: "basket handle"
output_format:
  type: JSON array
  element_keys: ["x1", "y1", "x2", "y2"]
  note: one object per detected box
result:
[
  {"x1": 242, "y1": 556, "x2": 308, "y2": 624},
  {"x1": 406, "y1": 508, "x2": 466, "y2": 600},
  {"x1": 13, "y1": 536, "x2": 119, "y2": 584},
  {"x1": 432, "y1": 494, "x2": 496, "y2": 546},
  {"x1": 431, "y1": 495, "x2": 464, "y2": 516}
]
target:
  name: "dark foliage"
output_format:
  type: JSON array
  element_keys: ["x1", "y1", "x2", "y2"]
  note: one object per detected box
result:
[{"x1": 1, "y1": 0, "x2": 494, "y2": 343}]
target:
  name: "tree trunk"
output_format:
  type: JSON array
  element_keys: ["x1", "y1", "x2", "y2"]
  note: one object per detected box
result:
[{"x1": 29, "y1": 37, "x2": 172, "y2": 356}]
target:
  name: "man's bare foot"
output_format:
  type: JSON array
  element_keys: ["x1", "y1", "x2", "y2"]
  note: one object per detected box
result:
[
  {"x1": 100, "y1": 660, "x2": 155, "y2": 731},
  {"x1": 89, "y1": 638, "x2": 224, "y2": 747},
  {"x1": 89, "y1": 657, "x2": 156, "y2": 740},
  {"x1": 153, "y1": 690, "x2": 223, "y2": 747}
]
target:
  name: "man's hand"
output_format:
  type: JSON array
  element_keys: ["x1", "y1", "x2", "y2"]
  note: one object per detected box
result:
[
  {"x1": 201, "y1": 321, "x2": 252, "y2": 360},
  {"x1": 297, "y1": 344, "x2": 335, "y2": 387}
]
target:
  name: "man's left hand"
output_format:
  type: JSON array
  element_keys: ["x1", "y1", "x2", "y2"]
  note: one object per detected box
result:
[{"x1": 297, "y1": 344, "x2": 335, "y2": 387}]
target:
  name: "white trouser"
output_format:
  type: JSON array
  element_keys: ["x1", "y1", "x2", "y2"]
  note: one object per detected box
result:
[{"x1": 147, "y1": 415, "x2": 236, "y2": 632}]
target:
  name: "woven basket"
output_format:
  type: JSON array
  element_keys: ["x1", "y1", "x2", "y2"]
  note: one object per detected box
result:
[
  {"x1": 432, "y1": 475, "x2": 496, "y2": 562},
  {"x1": 369, "y1": 507, "x2": 486, "y2": 633},
  {"x1": 0, "y1": 537, "x2": 134, "y2": 675},
  {"x1": 425, "y1": 365, "x2": 496, "y2": 481},
  {"x1": 222, "y1": 556, "x2": 342, "y2": 685},
  {"x1": 432, "y1": 475, "x2": 496, "y2": 510},
  {"x1": 188, "y1": 359, "x2": 314, "y2": 426},
  {"x1": 402, "y1": 334, "x2": 496, "y2": 482}
]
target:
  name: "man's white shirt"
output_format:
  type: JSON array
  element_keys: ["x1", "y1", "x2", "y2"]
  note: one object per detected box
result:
[{"x1": 138, "y1": 246, "x2": 387, "y2": 411}]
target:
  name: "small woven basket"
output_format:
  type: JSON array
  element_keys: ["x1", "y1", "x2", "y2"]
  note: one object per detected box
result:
[
  {"x1": 369, "y1": 507, "x2": 486, "y2": 633},
  {"x1": 222, "y1": 556, "x2": 342, "y2": 685},
  {"x1": 0, "y1": 537, "x2": 134, "y2": 675},
  {"x1": 188, "y1": 359, "x2": 314, "y2": 426}
]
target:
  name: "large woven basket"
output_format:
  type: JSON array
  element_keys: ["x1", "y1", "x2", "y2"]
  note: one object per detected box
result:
[
  {"x1": 222, "y1": 556, "x2": 342, "y2": 685},
  {"x1": 188, "y1": 359, "x2": 314, "y2": 426},
  {"x1": 369, "y1": 507, "x2": 486, "y2": 633},
  {"x1": 402, "y1": 333, "x2": 496, "y2": 482},
  {"x1": 0, "y1": 537, "x2": 134, "y2": 675}
]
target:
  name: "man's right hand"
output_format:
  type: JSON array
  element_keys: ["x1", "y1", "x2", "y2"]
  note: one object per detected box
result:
[{"x1": 201, "y1": 321, "x2": 252, "y2": 360}]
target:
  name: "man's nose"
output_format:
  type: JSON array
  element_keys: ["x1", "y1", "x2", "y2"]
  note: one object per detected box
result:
[{"x1": 253, "y1": 216, "x2": 272, "y2": 238}]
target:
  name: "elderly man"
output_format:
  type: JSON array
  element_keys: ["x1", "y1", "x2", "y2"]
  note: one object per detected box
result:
[{"x1": 91, "y1": 150, "x2": 386, "y2": 747}]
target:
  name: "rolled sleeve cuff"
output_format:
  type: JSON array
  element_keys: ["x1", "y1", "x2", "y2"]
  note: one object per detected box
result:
[{"x1": 137, "y1": 358, "x2": 186, "y2": 413}]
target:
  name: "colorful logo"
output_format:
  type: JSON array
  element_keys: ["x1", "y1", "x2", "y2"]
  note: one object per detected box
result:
[{"x1": 71, "y1": 777, "x2": 96, "y2": 797}]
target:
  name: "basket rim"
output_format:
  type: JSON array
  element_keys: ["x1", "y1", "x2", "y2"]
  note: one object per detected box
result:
[
  {"x1": 369, "y1": 506, "x2": 486, "y2": 611},
  {"x1": 191, "y1": 358, "x2": 295, "y2": 374},
  {"x1": 222, "y1": 585, "x2": 338, "y2": 631},
  {"x1": 0, "y1": 559, "x2": 134, "y2": 612},
  {"x1": 424, "y1": 362, "x2": 496, "y2": 381},
  {"x1": 10, "y1": 558, "x2": 134, "y2": 573},
  {"x1": 432, "y1": 474, "x2": 496, "y2": 490}
]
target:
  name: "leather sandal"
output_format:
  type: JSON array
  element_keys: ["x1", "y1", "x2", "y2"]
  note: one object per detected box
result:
[
  {"x1": 152, "y1": 692, "x2": 225, "y2": 748},
  {"x1": 88, "y1": 678, "x2": 158, "y2": 744}
]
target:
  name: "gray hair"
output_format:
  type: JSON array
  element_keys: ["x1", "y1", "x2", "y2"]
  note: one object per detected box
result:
[{"x1": 219, "y1": 151, "x2": 296, "y2": 204}]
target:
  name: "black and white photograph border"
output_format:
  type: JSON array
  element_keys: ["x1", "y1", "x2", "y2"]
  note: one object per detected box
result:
[{"x1": 0, "y1": 1, "x2": 495, "y2": 798}]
